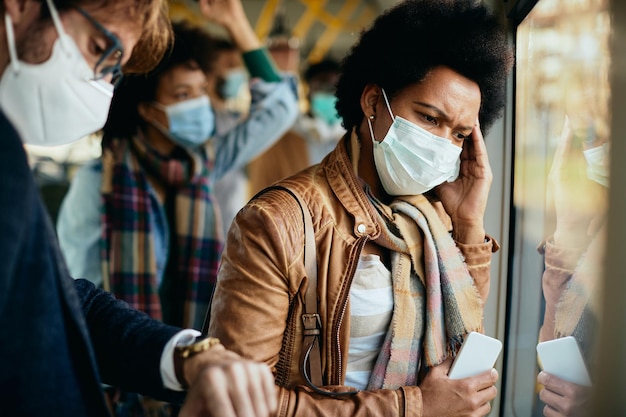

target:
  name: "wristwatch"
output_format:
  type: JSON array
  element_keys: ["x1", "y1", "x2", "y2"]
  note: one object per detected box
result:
[{"x1": 174, "y1": 334, "x2": 221, "y2": 388}]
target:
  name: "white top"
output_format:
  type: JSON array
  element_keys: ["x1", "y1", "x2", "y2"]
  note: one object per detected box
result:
[{"x1": 344, "y1": 254, "x2": 394, "y2": 389}]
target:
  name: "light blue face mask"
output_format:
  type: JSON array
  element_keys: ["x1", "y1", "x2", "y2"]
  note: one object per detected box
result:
[
  {"x1": 154, "y1": 95, "x2": 215, "y2": 148},
  {"x1": 220, "y1": 69, "x2": 248, "y2": 100},
  {"x1": 310, "y1": 92, "x2": 341, "y2": 125}
]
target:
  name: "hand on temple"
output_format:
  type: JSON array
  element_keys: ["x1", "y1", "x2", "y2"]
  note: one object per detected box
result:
[
  {"x1": 549, "y1": 116, "x2": 607, "y2": 248},
  {"x1": 436, "y1": 121, "x2": 492, "y2": 245}
]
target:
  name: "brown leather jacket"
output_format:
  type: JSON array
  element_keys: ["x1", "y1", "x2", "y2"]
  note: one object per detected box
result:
[{"x1": 209, "y1": 135, "x2": 498, "y2": 417}]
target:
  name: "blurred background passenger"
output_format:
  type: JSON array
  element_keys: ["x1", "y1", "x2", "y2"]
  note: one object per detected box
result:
[
  {"x1": 292, "y1": 58, "x2": 345, "y2": 164},
  {"x1": 207, "y1": 38, "x2": 250, "y2": 122},
  {"x1": 209, "y1": 38, "x2": 252, "y2": 238},
  {"x1": 246, "y1": 11, "x2": 310, "y2": 196}
]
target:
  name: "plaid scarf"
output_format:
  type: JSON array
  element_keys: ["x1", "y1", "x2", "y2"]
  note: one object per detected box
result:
[
  {"x1": 554, "y1": 223, "x2": 606, "y2": 360},
  {"x1": 100, "y1": 136, "x2": 222, "y2": 330},
  {"x1": 346, "y1": 133, "x2": 483, "y2": 390}
]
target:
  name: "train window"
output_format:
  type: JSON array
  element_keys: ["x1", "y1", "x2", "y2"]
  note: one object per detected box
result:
[{"x1": 504, "y1": 0, "x2": 611, "y2": 415}]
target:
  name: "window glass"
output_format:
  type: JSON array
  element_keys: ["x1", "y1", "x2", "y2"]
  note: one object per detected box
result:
[{"x1": 506, "y1": 0, "x2": 610, "y2": 415}]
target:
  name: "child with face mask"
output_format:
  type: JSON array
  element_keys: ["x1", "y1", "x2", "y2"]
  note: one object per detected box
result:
[
  {"x1": 208, "y1": 1, "x2": 514, "y2": 416},
  {"x1": 58, "y1": 2, "x2": 298, "y2": 330}
]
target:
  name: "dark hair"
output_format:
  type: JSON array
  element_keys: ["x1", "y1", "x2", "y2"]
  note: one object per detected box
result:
[
  {"x1": 304, "y1": 59, "x2": 341, "y2": 83},
  {"x1": 103, "y1": 20, "x2": 217, "y2": 142},
  {"x1": 213, "y1": 38, "x2": 237, "y2": 53},
  {"x1": 335, "y1": 0, "x2": 513, "y2": 133}
]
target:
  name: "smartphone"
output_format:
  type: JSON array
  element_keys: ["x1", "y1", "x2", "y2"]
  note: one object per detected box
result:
[
  {"x1": 536, "y1": 336, "x2": 592, "y2": 386},
  {"x1": 448, "y1": 332, "x2": 503, "y2": 379}
]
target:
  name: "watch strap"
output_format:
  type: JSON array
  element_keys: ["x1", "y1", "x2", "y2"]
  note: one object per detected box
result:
[{"x1": 174, "y1": 335, "x2": 221, "y2": 388}]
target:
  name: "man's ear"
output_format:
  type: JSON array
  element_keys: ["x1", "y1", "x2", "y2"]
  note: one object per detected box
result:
[{"x1": 360, "y1": 84, "x2": 381, "y2": 119}]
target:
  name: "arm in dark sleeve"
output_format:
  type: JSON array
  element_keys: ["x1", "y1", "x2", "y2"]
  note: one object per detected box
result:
[
  {"x1": 0, "y1": 114, "x2": 34, "y2": 311},
  {"x1": 75, "y1": 278, "x2": 185, "y2": 402}
]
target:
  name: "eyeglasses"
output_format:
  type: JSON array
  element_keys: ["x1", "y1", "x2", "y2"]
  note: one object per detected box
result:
[{"x1": 76, "y1": 8, "x2": 124, "y2": 87}]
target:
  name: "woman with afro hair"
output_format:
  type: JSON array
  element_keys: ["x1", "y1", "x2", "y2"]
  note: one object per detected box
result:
[{"x1": 209, "y1": 1, "x2": 514, "y2": 416}]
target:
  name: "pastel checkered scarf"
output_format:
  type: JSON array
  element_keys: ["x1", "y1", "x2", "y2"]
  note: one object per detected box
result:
[
  {"x1": 554, "y1": 223, "x2": 606, "y2": 360},
  {"x1": 365, "y1": 192, "x2": 484, "y2": 389},
  {"x1": 342, "y1": 130, "x2": 482, "y2": 390},
  {"x1": 100, "y1": 136, "x2": 222, "y2": 330}
]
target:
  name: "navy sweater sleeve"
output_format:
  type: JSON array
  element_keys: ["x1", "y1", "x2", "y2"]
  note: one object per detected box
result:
[{"x1": 75, "y1": 279, "x2": 184, "y2": 400}]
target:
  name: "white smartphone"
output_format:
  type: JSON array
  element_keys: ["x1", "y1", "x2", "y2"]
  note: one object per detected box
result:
[
  {"x1": 448, "y1": 332, "x2": 503, "y2": 379},
  {"x1": 536, "y1": 336, "x2": 592, "y2": 386}
]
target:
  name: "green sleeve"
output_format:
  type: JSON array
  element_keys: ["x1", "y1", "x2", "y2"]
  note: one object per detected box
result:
[{"x1": 242, "y1": 48, "x2": 282, "y2": 82}]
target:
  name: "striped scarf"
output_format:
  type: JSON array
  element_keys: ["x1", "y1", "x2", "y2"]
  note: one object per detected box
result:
[
  {"x1": 346, "y1": 133, "x2": 483, "y2": 390},
  {"x1": 554, "y1": 223, "x2": 606, "y2": 361},
  {"x1": 100, "y1": 135, "x2": 222, "y2": 330}
]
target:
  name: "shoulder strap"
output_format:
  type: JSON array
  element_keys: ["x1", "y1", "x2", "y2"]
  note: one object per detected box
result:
[
  {"x1": 260, "y1": 186, "x2": 322, "y2": 387},
  {"x1": 247, "y1": 185, "x2": 358, "y2": 396}
]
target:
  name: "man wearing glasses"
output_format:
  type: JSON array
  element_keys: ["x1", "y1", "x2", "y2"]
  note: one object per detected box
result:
[{"x1": 0, "y1": 1, "x2": 276, "y2": 416}]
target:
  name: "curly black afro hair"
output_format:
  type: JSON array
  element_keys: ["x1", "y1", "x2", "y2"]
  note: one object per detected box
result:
[{"x1": 335, "y1": 0, "x2": 513, "y2": 134}]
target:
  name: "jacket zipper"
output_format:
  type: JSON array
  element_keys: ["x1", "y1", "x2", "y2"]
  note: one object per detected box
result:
[{"x1": 332, "y1": 236, "x2": 369, "y2": 385}]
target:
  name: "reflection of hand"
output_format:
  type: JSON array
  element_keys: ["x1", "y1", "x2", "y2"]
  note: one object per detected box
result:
[
  {"x1": 198, "y1": 0, "x2": 260, "y2": 52},
  {"x1": 548, "y1": 116, "x2": 607, "y2": 247},
  {"x1": 537, "y1": 371, "x2": 590, "y2": 417},
  {"x1": 436, "y1": 121, "x2": 492, "y2": 244},
  {"x1": 179, "y1": 344, "x2": 277, "y2": 417},
  {"x1": 420, "y1": 357, "x2": 498, "y2": 417}
]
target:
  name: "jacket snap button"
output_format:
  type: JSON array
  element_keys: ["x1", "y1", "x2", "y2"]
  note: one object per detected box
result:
[{"x1": 357, "y1": 224, "x2": 366, "y2": 234}]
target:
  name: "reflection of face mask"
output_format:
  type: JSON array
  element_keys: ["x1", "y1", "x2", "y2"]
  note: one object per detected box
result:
[
  {"x1": 220, "y1": 68, "x2": 248, "y2": 100},
  {"x1": 310, "y1": 92, "x2": 341, "y2": 125},
  {"x1": 153, "y1": 96, "x2": 215, "y2": 148},
  {"x1": 0, "y1": 0, "x2": 114, "y2": 146},
  {"x1": 369, "y1": 89, "x2": 461, "y2": 196},
  {"x1": 583, "y1": 143, "x2": 609, "y2": 187}
]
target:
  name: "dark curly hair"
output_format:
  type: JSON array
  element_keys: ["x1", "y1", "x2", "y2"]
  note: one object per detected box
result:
[
  {"x1": 103, "y1": 20, "x2": 218, "y2": 142},
  {"x1": 303, "y1": 58, "x2": 341, "y2": 83},
  {"x1": 335, "y1": 0, "x2": 513, "y2": 134}
]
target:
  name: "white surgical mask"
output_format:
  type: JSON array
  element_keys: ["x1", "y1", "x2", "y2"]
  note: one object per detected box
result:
[
  {"x1": 583, "y1": 142, "x2": 610, "y2": 188},
  {"x1": 369, "y1": 89, "x2": 461, "y2": 196},
  {"x1": 0, "y1": 0, "x2": 114, "y2": 146}
]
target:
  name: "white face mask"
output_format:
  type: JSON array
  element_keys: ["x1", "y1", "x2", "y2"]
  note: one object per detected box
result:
[
  {"x1": 583, "y1": 142, "x2": 610, "y2": 188},
  {"x1": 0, "y1": 0, "x2": 114, "y2": 146},
  {"x1": 369, "y1": 89, "x2": 461, "y2": 196}
]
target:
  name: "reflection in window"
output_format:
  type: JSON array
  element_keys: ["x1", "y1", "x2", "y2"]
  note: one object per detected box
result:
[{"x1": 509, "y1": 0, "x2": 610, "y2": 415}]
